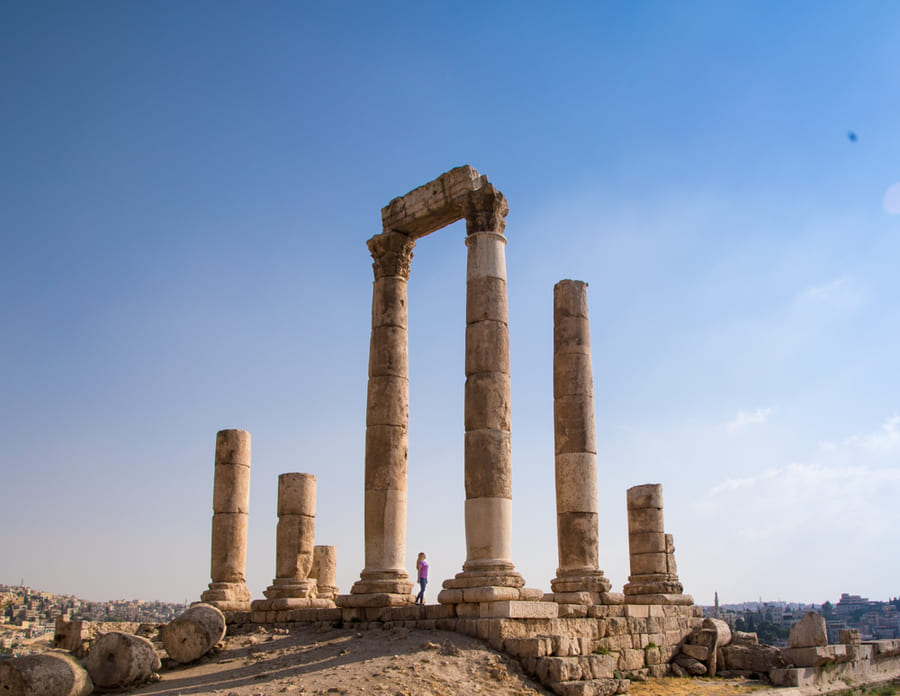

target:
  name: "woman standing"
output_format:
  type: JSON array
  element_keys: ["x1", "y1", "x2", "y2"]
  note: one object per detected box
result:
[{"x1": 415, "y1": 552, "x2": 428, "y2": 605}]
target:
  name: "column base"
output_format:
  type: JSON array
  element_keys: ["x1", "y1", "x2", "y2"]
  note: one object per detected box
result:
[
  {"x1": 623, "y1": 573, "x2": 688, "y2": 601},
  {"x1": 200, "y1": 582, "x2": 251, "y2": 612},
  {"x1": 550, "y1": 570, "x2": 612, "y2": 596},
  {"x1": 262, "y1": 578, "x2": 317, "y2": 600},
  {"x1": 315, "y1": 585, "x2": 339, "y2": 601}
]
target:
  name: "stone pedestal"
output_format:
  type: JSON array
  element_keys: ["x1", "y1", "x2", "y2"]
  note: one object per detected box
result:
[
  {"x1": 343, "y1": 231, "x2": 416, "y2": 607},
  {"x1": 550, "y1": 280, "x2": 613, "y2": 605},
  {"x1": 623, "y1": 484, "x2": 692, "y2": 605},
  {"x1": 312, "y1": 545, "x2": 339, "y2": 600},
  {"x1": 252, "y1": 473, "x2": 328, "y2": 610},
  {"x1": 200, "y1": 429, "x2": 252, "y2": 611}
]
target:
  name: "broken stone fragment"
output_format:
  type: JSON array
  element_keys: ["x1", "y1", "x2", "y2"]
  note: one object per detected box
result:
[
  {"x1": 85, "y1": 631, "x2": 160, "y2": 689},
  {"x1": 161, "y1": 603, "x2": 227, "y2": 664},
  {"x1": 0, "y1": 651, "x2": 94, "y2": 696},
  {"x1": 789, "y1": 611, "x2": 827, "y2": 648}
]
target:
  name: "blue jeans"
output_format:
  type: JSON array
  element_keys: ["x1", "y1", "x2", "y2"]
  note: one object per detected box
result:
[{"x1": 416, "y1": 577, "x2": 427, "y2": 604}]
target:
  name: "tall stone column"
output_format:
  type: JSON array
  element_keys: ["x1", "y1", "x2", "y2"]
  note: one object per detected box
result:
[
  {"x1": 550, "y1": 280, "x2": 614, "y2": 605},
  {"x1": 344, "y1": 231, "x2": 416, "y2": 605},
  {"x1": 623, "y1": 484, "x2": 692, "y2": 605},
  {"x1": 312, "y1": 546, "x2": 339, "y2": 600},
  {"x1": 200, "y1": 429, "x2": 252, "y2": 611},
  {"x1": 440, "y1": 187, "x2": 549, "y2": 615},
  {"x1": 254, "y1": 473, "x2": 318, "y2": 606}
]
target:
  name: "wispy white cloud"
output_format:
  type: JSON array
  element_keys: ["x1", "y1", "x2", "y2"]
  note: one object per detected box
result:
[
  {"x1": 844, "y1": 414, "x2": 900, "y2": 453},
  {"x1": 726, "y1": 407, "x2": 773, "y2": 433},
  {"x1": 709, "y1": 467, "x2": 780, "y2": 495},
  {"x1": 798, "y1": 276, "x2": 848, "y2": 302},
  {"x1": 884, "y1": 181, "x2": 900, "y2": 215}
]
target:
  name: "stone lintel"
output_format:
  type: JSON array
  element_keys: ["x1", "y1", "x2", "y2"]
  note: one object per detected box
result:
[{"x1": 381, "y1": 165, "x2": 506, "y2": 238}]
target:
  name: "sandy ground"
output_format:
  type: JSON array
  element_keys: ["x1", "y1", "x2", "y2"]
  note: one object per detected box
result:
[
  {"x1": 130, "y1": 624, "x2": 554, "y2": 696},
  {"x1": 119, "y1": 624, "x2": 776, "y2": 696}
]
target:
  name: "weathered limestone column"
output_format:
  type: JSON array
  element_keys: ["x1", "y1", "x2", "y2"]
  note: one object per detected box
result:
[
  {"x1": 311, "y1": 545, "x2": 339, "y2": 600},
  {"x1": 623, "y1": 484, "x2": 692, "y2": 605},
  {"x1": 550, "y1": 280, "x2": 617, "y2": 605},
  {"x1": 251, "y1": 473, "x2": 326, "y2": 610},
  {"x1": 200, "y1": 429, "x2": 252, "y2": 611},
  {"x1": 439, "y1": 185, "x2": 551, "y2": 617},
  {"x1": 343, "y1": 231, "x2": 416, "y2": 606}
]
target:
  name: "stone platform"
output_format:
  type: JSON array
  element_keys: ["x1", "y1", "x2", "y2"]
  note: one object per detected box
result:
[{"x1": 224, "y1": 602, "x2": 703, "y2": 696}]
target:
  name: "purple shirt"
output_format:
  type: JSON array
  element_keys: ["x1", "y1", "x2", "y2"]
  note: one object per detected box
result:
[{"x1": 417, "y1": 560, "x2": 428, "y2": 580}]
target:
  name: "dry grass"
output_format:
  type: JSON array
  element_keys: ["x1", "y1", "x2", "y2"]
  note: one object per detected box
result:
[{"x1": 628, "y1": 676, "x2": 769, "y2": 696}]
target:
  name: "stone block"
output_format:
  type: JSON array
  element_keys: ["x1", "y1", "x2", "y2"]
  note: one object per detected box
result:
[
  {"x1": 465, "y1": 321, "x2": 510, "y2": 374},
  {"x1": 466, "y1": 275, "x2": 508, "y2": 324},
  {"x1": 371, "y1": 276, "x2": 409, "y2": 328},
  {"x1": 366, "y1": 376, "x2": 409, "y2": 427},
  {"x1": 368, "y1": 326, "x2": 408, "y2": 377},
  {"x1": 557, "y1": 513, "x2": 600, "y2": 570},
  {"x1": 553, "y1": 316, "x2": 591, "y2": 356},
  {"x1": 681, "y1": 643, "x2": 709, "y2": 661},
  {"x1": 456, "y1": 603, "x2": 481, "y2": 618},
  {"x1": 555, "y1": 453, "x2": 599, "y2": 513},
  {"x1": 789, "y1": 611, "x2": 827, "y2": 648},
  {"x1": 626, "y1": 484, "x2": 663, "y2": 510},
  {"x1": 554, "y1": 395, "x2": 597, "y2": 455},
  {"x1": 553, "y1": 352, "x2": 594, "y2": 400},
  {"x1": 626, "y1": 507, "x2": 663, "y2": 534},
  {"x1": 463, "y1": 431, "x2": 512, "y2": 498},
  {"x1": 424, "y1": 604, "x2": 456, "y2": 619},
  {"x1": 537, "y1": 656, "x2": 583, "y2": 682},
  {"x1": 558, "y1": 603, "x2": 590, "y2": 619},
  {"x1": 781, "y1": 646, "x2": 838, "y2": 667},
  {"x1": 437, "y1": 589, "x2": 463, "y2": 604},
  {"x1": 465, "y1": 372, "x2": 511, "y2": 431},
  {"x1": 618, "y1": 648, "x2": 646, "y2": 671},
  {"x1": 624, "y1": 605, "x2": 650, "y2": 618},
  {"x1": 482, "y1": 601, "x2": 559, "y2": 619},
  {"x1": 582, "y1": 653, "x2": 617, "y2": 679},
  {"x1": 840, "y1": 628, "x2": 861, "y2": 645}
]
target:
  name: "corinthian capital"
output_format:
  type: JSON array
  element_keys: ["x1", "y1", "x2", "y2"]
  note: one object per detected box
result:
[
  {"x1": 465, "y1": 184, "x2": 509, "y2": 236},
  {"x1": 367, "y1": 232, "x2": 416, "y2": 280}
]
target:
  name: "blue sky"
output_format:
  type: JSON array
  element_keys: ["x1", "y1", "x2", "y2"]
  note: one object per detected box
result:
[{"x1": 2, "y1": 2, "x2": 899, "y2": 606}]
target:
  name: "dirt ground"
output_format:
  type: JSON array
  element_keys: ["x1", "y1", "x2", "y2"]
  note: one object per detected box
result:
[
  {"x1": 131, "y1": 624, "x2": 554, "y2": 696},
  {"x1": 120, "y1": 624, "x2": 777, "y2": 696}
]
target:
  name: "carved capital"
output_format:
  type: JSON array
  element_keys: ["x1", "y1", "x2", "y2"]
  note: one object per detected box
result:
[
  {"x1": 465, "y1": 184, "x2": 509, "y2": 235},
  {"x1": 367, "y1": 232, "x2": 416, "y2": 280}
]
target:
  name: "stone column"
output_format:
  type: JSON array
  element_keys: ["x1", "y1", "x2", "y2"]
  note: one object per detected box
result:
[
  {"x1": 440, "y1": 187, "x2": 548, "y2": 614},
  {"x1": 200, "y1": 429, "x2": 252, "y2": 611},
  {"x1": 312, "y1": 545, "x2": 339, "y2": 600},
  {"x1": 345, "y1": 231, "x2": 416, "y2": 605},
  {"x1": 623, "y1": 484, "x2": 692, "y2": 605},
  {"x1": 550, "y1": 280, "x2": 614, "y2": 605},
  {"x1": 261, "y1": 473, "x2": 317, "y2": 603}
]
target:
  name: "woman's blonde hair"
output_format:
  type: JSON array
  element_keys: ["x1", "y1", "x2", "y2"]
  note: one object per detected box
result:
[{"x1": 417, "y1": 552, "x2": 426, "y2": 560}]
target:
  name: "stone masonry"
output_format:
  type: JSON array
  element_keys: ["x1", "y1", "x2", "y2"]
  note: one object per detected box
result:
[
  {"x1": 200, "y1": 429, "x2": 252, "y2": 611},
  {"x1": 550, "y1": 280, "x2": 617, "y2": 607},
  {"x1": 623, "y1": 484, "x2": 692, "y2": 605},
  {"x1": 311, "y1": 545, "x2": 339, "y2": 601},
  {"x1": 251, "y1": 473, "x2": 334, "y2": 611}
]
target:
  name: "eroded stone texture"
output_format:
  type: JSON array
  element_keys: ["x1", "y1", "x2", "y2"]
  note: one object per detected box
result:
[
  {"x1": 343, "y1": 226, "x2": 416, "y2": 607},
  {"x1": 85, "y1": 632, "x2": 160, "y2": 689},
  {"x1": 345, "y1": 167, "x2": 537, "y2": 610},
  {"x1": 550, "y1": 280, "x2": 611, "y2": 604},
  {"x1": 253, "y1": 473, "x2": 324, "y2": 609},
  {"x1": 200, "y1": 429, "x2": 252, "y2": 611},
  {"x1": 311, "y1": 545, "x2": 339, "y2": 600},
  {"x1": 160, "y1": 603, "x2": 226, "y2": 664},
  {"x1": 623, "y1": 484, "x2": 692, "y2": 605},
  {"x1": 790, "y1": 611, "x2": 828, "y2": 648},
  {"x1": 0, "y1": 651, "x2": 94, "y2": 696}
]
